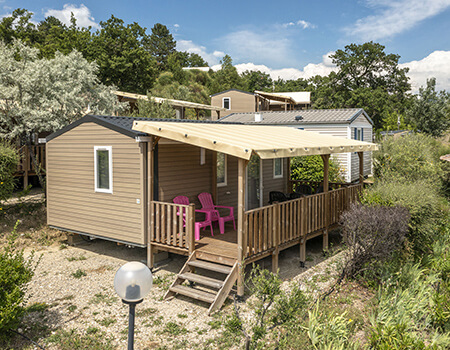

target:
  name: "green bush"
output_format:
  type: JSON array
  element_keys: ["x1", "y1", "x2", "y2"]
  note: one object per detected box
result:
[
  {"x1": 0, "y1": 221, "x2": 39, "y2": 340},
  {"x1": 373, "y1": 133, "x2": 449, "y2": 191},
  {"x1": 290, "y1": 155, "x2": 343, "y2": 183},
  {"x1": 0, "y1": 142, "x2": 19, "y2": 204},
  {"x1": 362, "y1": 180, "x2": 443, "y2": 257}
]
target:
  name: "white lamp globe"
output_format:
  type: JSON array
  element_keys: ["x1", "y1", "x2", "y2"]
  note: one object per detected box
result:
[{"x1": 114, "y1": 262, "x2": 153, "y2": 302}]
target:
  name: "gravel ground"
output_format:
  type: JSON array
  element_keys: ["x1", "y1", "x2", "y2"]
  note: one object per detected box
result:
[{"x1": 13, "y1": 232, "x2": 342, "y2": 350}]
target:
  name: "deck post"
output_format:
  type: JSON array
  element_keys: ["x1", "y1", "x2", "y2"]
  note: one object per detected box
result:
[
  {"x1": 272, "y1": 204, "x2": 279, "y2": 273},
  {"x1": 321, "y1": 154, "x2": 330, "y2": 252},
  {"x1": 187, "y1": 204, "x2": 196, "y2": 255},
  {"x1": 358, "y1": 152, "x2": 364, "y2": 184},
  {"x1": 237, "y1": 158, "x2": 246, "y2": 297},
  {"x1": 23, "y1": 146, "x2": 29, "y2": 190},
  {"x1": 212, "y1": 152, "x2": 217, "y2": 202},
  {"x1": 147, "y1": 139, "x2": 155, "y2": 268}
]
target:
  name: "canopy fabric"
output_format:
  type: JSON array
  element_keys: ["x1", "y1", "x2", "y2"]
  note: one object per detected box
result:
[{"x1": 132, "y1": 121, "x2": 378, "y2": 160}]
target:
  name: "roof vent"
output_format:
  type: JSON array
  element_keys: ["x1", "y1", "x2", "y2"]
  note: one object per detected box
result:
[
  {"x1": 295, "y1": 115, "x2": 303, "y2": 121},
  {"x1": 255, "y1": 113, "x2": 263, "y2": 122}
]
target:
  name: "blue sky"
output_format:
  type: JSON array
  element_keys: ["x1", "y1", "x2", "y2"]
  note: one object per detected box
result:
[{"x1": 2, "y1": 0, "x2": 450, "y2": 91}]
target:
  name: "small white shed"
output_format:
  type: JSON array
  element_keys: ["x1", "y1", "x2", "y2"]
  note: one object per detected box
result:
[{"x1": 219, "y1": 108, "x2": 374, "y2": 182}]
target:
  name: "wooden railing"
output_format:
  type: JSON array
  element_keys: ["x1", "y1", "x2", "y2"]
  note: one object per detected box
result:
[
  {"x1": 244, "y1": 183, "x2": 363, "y2": 259},
  {"x1": 16, "y1": 145, "x2": 46, "y2": 173},
  {"x1": 288, "y1": 179, "x2": 351, "y2": 193},
  {"x1": 150, "y1": 201, "x2": 195, "y2": 253}
]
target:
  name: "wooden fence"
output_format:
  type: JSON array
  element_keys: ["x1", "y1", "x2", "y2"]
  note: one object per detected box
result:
[
  {"x1": 244, "y1": 183, "x2": 363, "y2": 259},
  {"x1": 288, "y1": 179, "x2": 351, "y2": 193},
  {"x1": 149, "y1": 201, "x2": 195, "y2": 253},
  {"x1": 16, "y1": 145, "x2": 46, "y2": 174}
]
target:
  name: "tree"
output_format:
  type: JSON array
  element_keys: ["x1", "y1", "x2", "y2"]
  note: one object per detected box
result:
[
  {"x1": 327, "y1": 42, "x2": 411, "y2": 129},
  {"x1": 90, "y1": 15, "x2": 157, "y2": 93},
  {"x1": 241, "y1": 70, "x2": 273, "y2": 92},
  {"x1": 146, "y1": 23, "x2": 176, "y2": 70},
  {"x1": 0, "y1": 8, "x2": 38, "y2": 45},
  {"x1": 208, "y1": 55, "x2": 243, "y2": 94},
  {"x1": 0, "y1": 39, "x2": 124, "y2": 143},
  {"x1": 407, "y1": 78, "x2": 450, "y2": 137}
]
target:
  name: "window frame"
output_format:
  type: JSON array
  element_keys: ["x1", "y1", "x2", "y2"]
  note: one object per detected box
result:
[
  {"x1": 222, "y1": 97, "x2": 231, "y2": 110},
  {"x1": 216, "y1": 153, "x2": 227, "y2": 187},
  {"x1": 273, "y1": 158, "x2": 283, "y2": 179},
  {"x1": 94, "y1": 146, "x2": 113, "y2": 194}
]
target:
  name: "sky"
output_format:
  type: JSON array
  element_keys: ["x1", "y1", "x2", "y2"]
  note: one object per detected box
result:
[{"x1": 2, "y1": 0, "x2": 450, "y2": 92}]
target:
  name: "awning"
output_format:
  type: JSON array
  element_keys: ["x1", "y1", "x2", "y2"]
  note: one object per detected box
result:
[
  {"x1": 113, "y1": 91, "x2": 227, "y2": 112},
  {"x1": 132, "y1": 121, "x2": 378, "y2": 160}
]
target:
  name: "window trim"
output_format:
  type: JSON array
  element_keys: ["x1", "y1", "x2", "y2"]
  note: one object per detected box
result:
[
  {"x1": 273, "y1": 158, "x2": 283, "y2": 179},
  {"x1": 94, "y1": 146, "x2": 113, "y2": 194},
  {"x1": 217, "y1": 153, "x2": 227, "y2": 187},
  {"x1": 222, "y1": 97, "x2": 231, "y2": 110}
]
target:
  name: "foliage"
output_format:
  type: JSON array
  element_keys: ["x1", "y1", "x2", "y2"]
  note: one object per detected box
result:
[
  {"x1": 146, "y1": 23, "x2": 176, "y2": 71},
  {"x1": 0, "y1": 142, "x2": 19, "y2": 203},
  {"x1": 241, "y1": 70, "x2": 273, "y2": 92},
  {"x1": 0, "y1": 221, "x2": 39, "y2": 340},
  {"x1": 0, "y1": 39, "x2": 124, "y2": 141},
  {"x1": 233, "y1": 265, "x2": 309, "y2": 349},
  {"x1": 362, "y1": 180, "x2": 442, "y2": 257},
  {"x1": 208, "y1": 55, "x2": 243, "y2": 94},
  {"x1": 368, "y1": 264, "x2": 450, "y2": 349},
  {"x1": 373, "y1": 133, "x2": 449, "y2": 193},
  {"x1": 290, "y1": 155, "x2": 343, "y2": 183},
  {"x1": 340, "y1": 203, "x2": 410, "y2": 280},
  {"x1": 407, "y1": 77, "x2": 450, "y2": 137},
  {"x1": 304, "y1": 302, "x2": 358, "y2": 350}
]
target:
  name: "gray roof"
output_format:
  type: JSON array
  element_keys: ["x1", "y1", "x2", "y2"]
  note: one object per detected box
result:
[
  {"x1": 46, "y1": 115, "x2": 242, "y2": 142},
  {"x1": 220, "y1": 108, "x2": 374, "y2": 126}
]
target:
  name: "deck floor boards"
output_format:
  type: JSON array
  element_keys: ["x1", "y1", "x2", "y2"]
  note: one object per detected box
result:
[{"x1": 195, "y1": 227, "x2": 238, "y2": 260}]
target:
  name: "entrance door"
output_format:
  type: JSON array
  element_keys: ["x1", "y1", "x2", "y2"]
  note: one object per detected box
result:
[{"x1": 246, "y1": 155, "x2": 262, "y2": 210}]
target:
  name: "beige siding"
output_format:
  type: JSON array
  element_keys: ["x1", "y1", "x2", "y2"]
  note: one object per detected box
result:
[
  {"x1": 211, "y1": 91, "x2": 255, "y2": 119},
  {"x1": 158, "y1": 141, "x2": 213, "y2": 208},
  {"x1": 262, "y1": 159, "x2": 287, "y2": 205},
  {"x1": 47, "y1": 123, "x2": 145, "y2": 245},
  {"x1": 217, "y1": 155, "x2": 238, "y2": 208}
]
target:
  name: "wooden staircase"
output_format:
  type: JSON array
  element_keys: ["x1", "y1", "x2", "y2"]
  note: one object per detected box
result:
[{"x1": 164, "y1": 252, "x2": 238, "y2": 314}]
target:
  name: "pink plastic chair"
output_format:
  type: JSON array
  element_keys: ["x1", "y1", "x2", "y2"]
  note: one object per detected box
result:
[
  {"x1": 173, "y1": 196, "x2": 213, "y2": 240},
  {"x1": 198, "y1": 192, "x2": 236, "y2": 234}
]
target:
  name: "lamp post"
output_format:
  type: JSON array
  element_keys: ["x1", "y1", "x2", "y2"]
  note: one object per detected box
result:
[{"x1": 114, "y1": 262, "x2": 153, "y2": 350}]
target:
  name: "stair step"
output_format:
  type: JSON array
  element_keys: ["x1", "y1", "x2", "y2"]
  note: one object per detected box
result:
[
  {"x1": 188, "y1": 260, "x2": 233, "y2": 274},
  {"x1": 179, "y1": 272, "x2": 224, "y2": 289},
  {"x1": 169, "y1": 285, "x2": 216, "y2": 304}
]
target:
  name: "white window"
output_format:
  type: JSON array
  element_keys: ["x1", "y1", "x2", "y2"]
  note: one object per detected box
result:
[
  {"x1": 222, "y1": 97, "x2": 231, "y2": 110},
  {"x1": 94, "y1": 146, "x2": 113, "y2": 193},
  {"x1": 273, "y1": 158, "x2": 283, "y2": 178},
  {"x1": 217, "y1": 152, "x2": 227, "y2": 187}
]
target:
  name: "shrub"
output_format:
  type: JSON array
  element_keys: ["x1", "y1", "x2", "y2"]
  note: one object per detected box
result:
[
  {"x1": 373, "y1": 133, "x2": 447, "y2": 189},
  {"x1": 0, "y1": 142, "x2": 19, "y2": 203},
  {"x1": 368, "y1": 264, "x2": 450, "y2": 348},
  {"x1": 340, "y1": 203, "x2": 410, "y2": 280},
  {"x1": 362, "y1": 180, "x2": 443, "y2": 257},
  {"x1": 0, "y1": 221, "x2": 39, "y2": 340},
  {"x1": 290, "y1": 155, "x2": 343, "y2": 183}
]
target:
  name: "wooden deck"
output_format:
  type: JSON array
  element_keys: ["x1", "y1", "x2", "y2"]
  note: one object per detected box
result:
[{"x1": 195, "y1": 228, "x2": 238, "y2": 266}]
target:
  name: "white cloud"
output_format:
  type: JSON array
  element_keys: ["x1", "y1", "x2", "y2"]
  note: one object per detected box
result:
[
  {"x1": 347, "y1": 0, "x2": 450, "y2": 41},
  {"x1": 174, "y1": 24, "x2": 180, "y2": 28},
  {"x1": 176, "y1": 40, "x2": 223, "y2": 65},
  {"x1": 216, "y1": 30, "x2": 294, "y2": 67},
  {"x1": 401, "y1": 50, "x2": 450, "y2": 92},
  {"x1": 282, "y1": 19, "x2": 315, "y2": 29},
  {"x1": 211, "y1": 52, "x2": 337, "y2": 81},
  {"x1": 45, "y1": 4, "x2": 99, "y2": 29}
]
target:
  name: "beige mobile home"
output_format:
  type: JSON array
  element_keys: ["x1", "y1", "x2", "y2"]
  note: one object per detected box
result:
[{"x1": 46, "y1": 115, "x2": 377, "y2": 313}]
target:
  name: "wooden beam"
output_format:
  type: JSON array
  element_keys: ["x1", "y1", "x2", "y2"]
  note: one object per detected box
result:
[
  {"x1": 237, "y1": 158, "x2": 247, "y2": 297},
  {"x1": 147, "y1": 138, "x2": 154, "y2": 268},
  {"x1": 321, "y1": 154, "x2": 330, "y2": 251},
  {"x1": 212, "y1": 152, "x2": 217, "y2": 203},
  {"x1": 358, "y1": 152, "x2": 364, "y2": 184}
]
